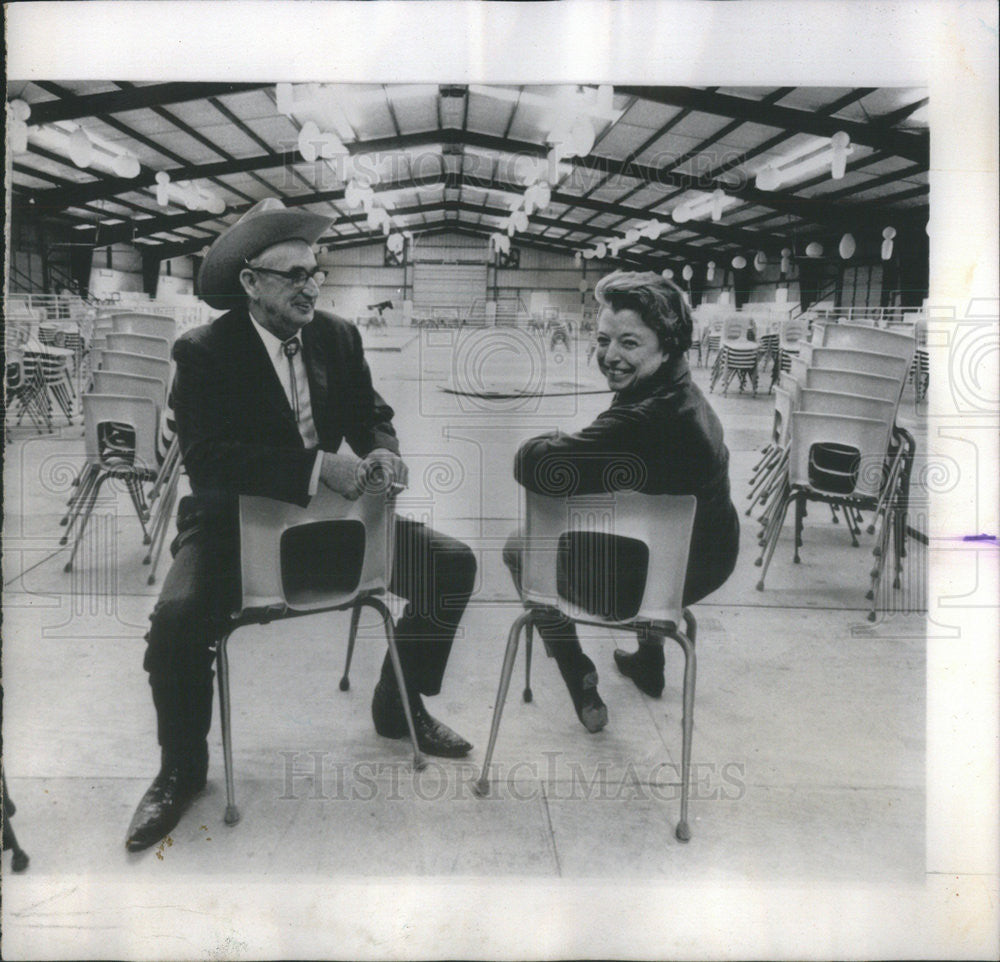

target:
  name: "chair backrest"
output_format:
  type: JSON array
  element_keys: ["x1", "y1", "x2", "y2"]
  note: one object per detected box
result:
[
  {"x1": 789, "y1": 411, "x2": 892, "y2": 499},
  {"x1": 238, "y1": 487, "x2": 395, "y2": 614},
  {"x1": 519, "y1": 489, "x2": 696, "y2": 630},
  {"x1": 100, "y1": 350, "x2": 171, "y2": 385},
  {"x1": 105, "y1": 332, "x2": 171, "y2": 360},
  {"x1": 723, "y1": 316, "x2": 749, "y2": 341},
  {"x1": 779, "y1": 317, "x2": 807, "y2": 347},
  {"x1": 812, "y1": 322, "x2": 915, "y2": 362},
  {"x1": 803, "y1": 367, "x2": 902, "y2": 403},
  {"x1": 110, "y1": 313, "x2": 177, "y2": 341},
  {"x1": 92, "y1": 371, "x2": 166, "y2": 415},
  {"x1": 83, "y1": 394, "x2": 160, "y2": 475},
  {"x1": 797, "y1": 344, "x2": 911, "y2": 383},
  {"x1": 797, "y1": 388, "x2": 896, "y2": 427}
]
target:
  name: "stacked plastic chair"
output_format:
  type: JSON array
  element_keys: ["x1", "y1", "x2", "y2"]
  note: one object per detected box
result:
[
  {"x1": 60, "y1": 319, "x2": 181, "y2": 580},
  {"x1": 748, "y1": 322, "x2": 917, "y2": 620},
  {"x1": 768, "y1": 317, "x2": 808, "y2": 392},
  {"x1": 710, "y1": 315, "x2": 760, "y2": 396}
]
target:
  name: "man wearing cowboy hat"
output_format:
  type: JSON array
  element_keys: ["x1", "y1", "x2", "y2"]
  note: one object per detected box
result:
[{"x1": 126, "y1": 198, "x2": 477, "y2": 853}]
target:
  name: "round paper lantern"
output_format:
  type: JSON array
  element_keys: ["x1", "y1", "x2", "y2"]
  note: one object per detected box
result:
[
  {"x1": 582, "y1": 248, "x2": 597, "y2": 260},
  {"x1": 624, "y1": 228, "x2": 641, "y2": 245},
  {"x1": 10, "y1": 99, "x2": 31, "y2": 122},
  {"x1": 573, "y1": 251, "x2": 583, "y2": 267},
  {"x1": 731, "y1": 255, "x2": 747, "y2": 270},
  {"x1": 113, "y1": 153, "x2": 141, "y2": 179},
  {"x1": 805, "y1": 242, "x2": 824, "y2": 258},
  {"x1": 68, "y1": 127, "x2": 93, "y2": 168},
  {"x1": 387, "y1": 232, "x2": 405, "y2": 253},
  {"x1": 838, "y1": 233, "x2": 856, "y2": 260},
  {"x1": 534, "y1": 182, "x2": 551, "y2": 209},
  {"x1": 512, "y1": 210, "x2": 529, "y2": 232},
  {"x1": 298, "y1": 121, "x2": 321, "y2": 162},
  {"x1": 578, "y1": 279, "x2": 589, "y2": 293},
  {"x1": 882, "y1": 226, "x2": 896, "y2": 240},
  {"x1": 755, "y1": 165, "x2": 780, "y2": 191},
  {"x1": 522, "y1": 196, "x2": 536, "y2": 217},
  {"x1": 706, "y1": 260, "x2": 716, "y2": 281},
  {"x1": 662, "y1": 268, "x2": 674, "y2": 280},
  {"x1": 682, "y1": 265, "x2": 694, "y2": 281},
  {"x1": 595, "y1": 242, "x2": 607, "y2": 259},
  {"x1": 753, "y1": 251, "x2": 767, "y2": 272},
  {"x1": 672, "y1": 205, "x2": 691, "y2": 224}
]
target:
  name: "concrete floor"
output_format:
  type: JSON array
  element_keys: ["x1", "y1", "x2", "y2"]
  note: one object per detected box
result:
[{"x1": 2, "y1": 330, "x2": 932, "y2": 958}]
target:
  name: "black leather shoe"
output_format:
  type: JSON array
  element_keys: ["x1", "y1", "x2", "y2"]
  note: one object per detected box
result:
[
  {"x1": 614, "y1": 646, "x2": 666, "y2": 698},
  {"x1": 568, "y1": 671, "x2": 608, "y2": 733},
  {"x1": 125, "y1": 767, "x2": 206, "y2": 853},
  {"x1": 372, "y1": 681, "x2": 473, "y2": 758}
]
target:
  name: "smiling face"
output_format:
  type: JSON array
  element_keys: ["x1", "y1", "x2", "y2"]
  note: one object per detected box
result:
[
  {"x1": 240, "y1": 239, "x2": 320, "y2": 340},
  {"x1": 595, "y1": 305, "x2": 669, "y2": 393}
]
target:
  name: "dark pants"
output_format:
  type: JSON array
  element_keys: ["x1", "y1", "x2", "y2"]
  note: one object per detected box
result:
[{"x1": 144, "y1": 513, "x2": 476, "y2": 770}]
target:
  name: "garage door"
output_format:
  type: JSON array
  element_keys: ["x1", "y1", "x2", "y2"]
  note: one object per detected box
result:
[{"x1": 412, "y1": 262, "x2": 488, "y2": 314}]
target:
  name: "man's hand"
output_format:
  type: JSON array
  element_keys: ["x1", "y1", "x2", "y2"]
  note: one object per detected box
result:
[
  {"x1": 360, "y1": 447, "x2": 408, "y2": 495},
  {"x1": 319, "y1": 451, "x2": 363, "y2": 500}
]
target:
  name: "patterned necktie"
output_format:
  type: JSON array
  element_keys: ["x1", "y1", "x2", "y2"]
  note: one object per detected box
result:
[{"x1": 282, "y1": 338, "x2": 301, "y2": 421}]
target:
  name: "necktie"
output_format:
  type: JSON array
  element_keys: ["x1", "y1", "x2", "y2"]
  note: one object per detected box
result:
[{"x1": 282, "y1": 338, "x2": 301, "y2": 421}]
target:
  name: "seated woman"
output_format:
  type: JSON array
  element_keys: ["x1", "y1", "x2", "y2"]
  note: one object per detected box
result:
[{"x1": 504, "y1": 270, "x2": 740, "y2": 731}]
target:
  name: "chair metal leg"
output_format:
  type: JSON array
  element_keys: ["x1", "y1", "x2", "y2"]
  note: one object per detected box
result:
[
  {"x1": 362, "y1": 596, "x2": 426, "y2": 772},
  {"x1": 475, "y1": 609, "x2": 534, "y2": 797},
  {"x1": 340, "y1": 603, "x2": 362, "y2": 691},
  {"x1": 523, "y1": 621, "x2": 534, "y2": 703},
  {"x1": 756, "y1": 483, "x2": 793, "y2": 590},
  {"x1": 671, "y1": 624, "x2": 697, "y2": 842},
  {"x1": 63, "y1": 472, "x2": 108, "y2": 572},
  {"x1": 216, "y1": 631, "x2": 240, "y2": 825}
]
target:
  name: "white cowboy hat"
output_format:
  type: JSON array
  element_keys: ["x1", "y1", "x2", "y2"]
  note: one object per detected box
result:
[{"x1": 196, "y1": 198, "x2": 333, "y2": 309}]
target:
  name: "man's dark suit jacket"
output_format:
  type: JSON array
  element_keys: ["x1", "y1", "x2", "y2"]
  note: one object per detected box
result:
[{"x1": 171, "y1": 305, "x2": 399, "y2": 539}]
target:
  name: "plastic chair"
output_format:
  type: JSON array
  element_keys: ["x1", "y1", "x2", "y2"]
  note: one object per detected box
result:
[
  {"x1": 100, "y1": 351, "x2": 171, "y2": 386},
  {"x1": 474, "y1": 490, "x2": 699, "y2": 842},
  {"x1": 769, "y1": 317, "x2": 808, "y2": 391},
  {"x1": 216, "y1": 488, "x2": 426, "y2": 826},
  {"x1": 105, "y1": 332, "x2": 172, "y2": 361},
  {"x1": 110, "y1": 312, "x2": 177, "y2": 342},
  {"x1": 811, "y1": 322, "x2": 916, "y2": 363},
  {"x1": 803, "y1": 368, "x2": 902, "y2": 404},
  {"x1": 62, "y1": 394, "x2": 161, "y2": 572}
]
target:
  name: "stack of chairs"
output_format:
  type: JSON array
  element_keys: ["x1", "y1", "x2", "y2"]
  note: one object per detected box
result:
[
  {"x1": 60, "y1": 312, "x2": 183, "y2": 582},
  {"x1": 710, "y1": 314, "x2": 760, "y2": 396},
  {"x1": 768, "y1": 317, "x2": 808, "y2": 392},
  {"x1": 747, "y1": 322, "x2": 917, "y2": 620},
  {"x1": 755, "y1": 314, "x2": 781, "y2": 375}
]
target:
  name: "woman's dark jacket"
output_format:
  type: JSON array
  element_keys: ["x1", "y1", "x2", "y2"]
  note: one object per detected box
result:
[{"x1": 513, "y1": 354, "x2": 739, "y2": 605}]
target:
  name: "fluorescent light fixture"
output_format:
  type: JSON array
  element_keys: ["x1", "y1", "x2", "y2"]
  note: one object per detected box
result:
[{"x1": 755, "y1": 132, "x2": 853, "y2": 191}]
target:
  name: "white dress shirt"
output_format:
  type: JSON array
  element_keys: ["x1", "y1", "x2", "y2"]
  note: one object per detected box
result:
[{"x1": 248, "y1": 313, "x2": 324, "y2": 496}]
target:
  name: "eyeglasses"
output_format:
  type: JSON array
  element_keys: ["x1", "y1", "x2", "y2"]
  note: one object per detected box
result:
[{"x1": 245, "y1": 263, "x2": 326, "y2": 288}]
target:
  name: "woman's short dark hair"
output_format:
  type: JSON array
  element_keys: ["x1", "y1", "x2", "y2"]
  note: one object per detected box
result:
[{"x1": 594, "y1": 270, "x2": 693, "y2": 355}]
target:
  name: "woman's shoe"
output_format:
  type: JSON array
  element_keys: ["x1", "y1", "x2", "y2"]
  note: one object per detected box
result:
[
  {"x1": 613, "y1": 646, "x2": 665, "y2": 698},
  {"x1": 569, "y1": 671, "x2": 608, "y2": 733}
]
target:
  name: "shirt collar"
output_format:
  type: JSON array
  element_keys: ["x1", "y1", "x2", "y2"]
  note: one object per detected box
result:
[{"x1": 247, "y1": 310, "x2": 300, "y2": 361}]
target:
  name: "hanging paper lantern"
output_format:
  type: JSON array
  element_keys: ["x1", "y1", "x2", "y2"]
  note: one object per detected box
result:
[
  {"x1": 534, "y1": 182, "x2": 551, "y2": 210},
  {"x1": 672, "y1": 205, "x2": 691, "y2": 224},
  {"x1": 755, "y1": 165, "x2": 780, "y2": 191},
  {"x1": 662, "y1": 268, "x2": 674, "y2": 280},
  {"x1": 838, "y1": 233, "x2": 856, "y2": 260},
  {"x1": 512, "y1": 210, "x2": 529, "y2": 232},
  {"x1": 112, "y1": 153, "x2": 140, "y2": 178},
  {"x1": 706, "y1": 260, "x2": 716, "y2": 282},
  {"x1": 682, "y1": 264, "x2": 694, "y2": 281},
  {"x1": 754, "y1": 251, "x2": 767, "y2": 272},
  {"x1": 10, "y1": 98, "x2": 30, "y2": 122},
  {"x1": 387, "y1": 232, "x2": 405, "y2": 254},
  {"x1": 711, "y1": 189, "x2": 726, "y2": 222},
  {"x1": 582, "y1": 248, "x2": 597, "y2": 260},
  {"x1": 573, "y1": 251, "x2": 583, "y2": 267},
  {"x1": 731, "y1": 255, "x2": 747, "y2": 270},
  {"x1": 154, "y1": 170, "x2": 171, "y2": 207},
  {"x1": 68, "y1": 126, "x2": 93, "y2": 168},
  {"x1": 595, "y1": 242, "x2": 607, "y2": 259},
  {"x1": 522, "y1": 196, "x2": 536, "y2": 217},
  {"x1": 578, "y1": 279, "x2": 589, "y2": 293},
  {"x1": 830, "y1": 131, "x2": 851, "y2": 180},
  {"x1": 881, "y1": 227, "x2": 896, "y2": 261},
  {"x1": 624, "y1": 228, "x2": 641, "y2": 246},
  {"x1": 780, "y1": 247, "x2": 792, "y2": 273},
  {"x1": 805, "y1": 241, "x2": 824, "y2": 258},
  {"x1": 298, "y1": 120, "x2": 322, "y2": 162}
]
